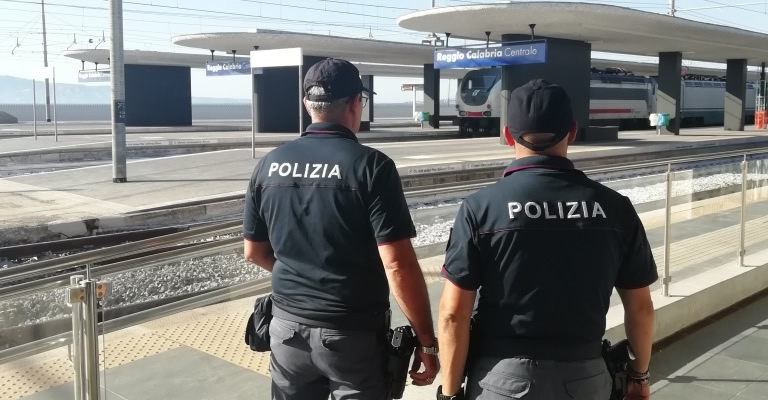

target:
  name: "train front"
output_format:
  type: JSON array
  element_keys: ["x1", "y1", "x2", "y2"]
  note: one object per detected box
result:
[{"x1": 456, "y1": 68, "x2": 501, "y2": 137}]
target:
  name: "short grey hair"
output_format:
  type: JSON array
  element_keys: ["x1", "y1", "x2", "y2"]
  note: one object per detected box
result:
[{"x1": 305, "y1": 86, "x2": 353, "y2": 120}]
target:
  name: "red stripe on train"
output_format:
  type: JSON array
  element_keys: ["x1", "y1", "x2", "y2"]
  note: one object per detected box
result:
[
  {"x1": 466, "y1": 111, "x2": 484, "y2": 117},
  {"x1": 590, "y1": 108, "x2": 633, "y2": 114}
]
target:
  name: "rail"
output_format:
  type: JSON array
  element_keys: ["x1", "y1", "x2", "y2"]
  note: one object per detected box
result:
[
  {"x1": 6, "y1": 148, "x2": 768, "y2": 290},
  {"x1": 4, "y1": 147, "x2": 767, "y2": 299},
  {"x1": 2, "y1": 147, "x2": 767, "y2": 375},
  {"x1": 0, "y1": 220, "x2": 241, "y2": 286}
]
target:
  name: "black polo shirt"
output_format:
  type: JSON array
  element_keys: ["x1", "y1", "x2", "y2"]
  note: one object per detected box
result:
[
  {"x1": 243, "y1": 122, "x2": 416, "y2": 330},
  {"x1": 443, "y1": 155, "x2": 658, "y2": 360}
]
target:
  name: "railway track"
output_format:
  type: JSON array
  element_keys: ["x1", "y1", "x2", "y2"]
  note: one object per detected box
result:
[{"x1": 2, "y1": 148, "x2": 767, "y2": 356}]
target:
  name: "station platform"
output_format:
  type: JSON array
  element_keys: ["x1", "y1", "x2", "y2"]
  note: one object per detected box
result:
[
  {"x1": 3, "y1": 246, "x2": 768, "y2": 400},
  {"x1": 0, "y1": 118, "x2": 419, "y2": 138},
  {"x1": 1, "y1": 126, "x2": 767, "y2": 235}
]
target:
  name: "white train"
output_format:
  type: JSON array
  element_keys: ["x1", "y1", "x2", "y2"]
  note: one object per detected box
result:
[{"x1": 455, "y1": 68, "x2": 757, "y2": 137}]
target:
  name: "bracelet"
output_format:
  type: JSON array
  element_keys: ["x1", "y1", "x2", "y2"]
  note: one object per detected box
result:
[{"x1": 626, "y1": 365, "x2": 650, "y2": 381}]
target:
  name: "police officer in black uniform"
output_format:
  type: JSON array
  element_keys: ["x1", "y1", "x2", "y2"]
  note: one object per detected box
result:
[
  {"x1": 243, "y1": 58, "x2": 439, "y2": 400},
  {"x1": 435, "y1": 79, "x2": 657, "y2": 400}
]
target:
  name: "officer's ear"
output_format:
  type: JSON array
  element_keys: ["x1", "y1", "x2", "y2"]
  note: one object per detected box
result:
[
  {"x1": 348, "y1": 93, "x2": 362, "y2": 115},
  {"x1": 566, "y1": 121, "x2": 579, "y2": 145},
  {"x1": 503, "y1": 126, "x2": 516, "y2": 147}
]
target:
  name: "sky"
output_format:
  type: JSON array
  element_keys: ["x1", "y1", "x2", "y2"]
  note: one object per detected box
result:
[{"x1": 1, "y1": 0, "x2": 768, "y2": 103}]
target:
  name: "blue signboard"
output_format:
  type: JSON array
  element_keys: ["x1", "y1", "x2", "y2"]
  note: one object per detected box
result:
[
  {"x1": 206, "y1": 60, "x2": 251, "y2": 76},
  {"x1": 78, "y1": 70, "x2": 110, "y2": 82},
  {"x1": 434, "y1": 41, "x2": 547, "y2": 69}
]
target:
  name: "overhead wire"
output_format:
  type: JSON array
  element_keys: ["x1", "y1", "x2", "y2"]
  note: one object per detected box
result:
[
  {"x1": 702, "y1": 0, "x2": 767, "y2": 13},
  {"x1": 0, "y1": 0, "x2": 415, "y2": 37},
  {"x1": 316, "y1": 0, "x2": 419, "y2": 11},
  {"x1": 241, "y1": 0, "x2": 405, "y2": 19},
  {"x1": 0, "y1": 0, "x2": 421, "y2": 58}
]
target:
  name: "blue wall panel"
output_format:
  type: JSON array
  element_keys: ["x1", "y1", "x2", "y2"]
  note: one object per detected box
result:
[{"x1": 125, "y1": 64, "x2": 192, "y2": 127}]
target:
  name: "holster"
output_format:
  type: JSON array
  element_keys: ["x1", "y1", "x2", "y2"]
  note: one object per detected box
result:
[
  {"x1": 601, "y1": 339, "x2": 632, "y2": 400},
  {"x1": 387, "y1": 325, "x2": 417, "y2": 399}
]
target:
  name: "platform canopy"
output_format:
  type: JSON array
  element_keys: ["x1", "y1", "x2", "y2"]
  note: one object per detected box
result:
[
  {"x1": 173, "y1": 30, "x2": 434, "y2": 65},
  {"x1": 63, "y1": 48, "x2": 470, "y2": 79},
  {"x1": 63, "y1": 48, "x2": 758, "y2": 81},
  {"x1": 63, "y1": 49, "x2": 248, "y2": 68},
  {"x1": 397, "y1": 2, "x2": 768, "y2": 64}
]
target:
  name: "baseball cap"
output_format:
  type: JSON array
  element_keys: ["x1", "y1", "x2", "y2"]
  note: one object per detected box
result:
[
  {"x1": 506, "y1": 79, "x2": 574, "y2": 151},
  {"x1": 303, "y1": 58, "x2": 376, "y2": 101}
]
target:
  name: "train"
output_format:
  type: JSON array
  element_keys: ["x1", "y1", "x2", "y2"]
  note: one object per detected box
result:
[{"x1": 455, "y1": 68, "x2": 758, "y2": 137}]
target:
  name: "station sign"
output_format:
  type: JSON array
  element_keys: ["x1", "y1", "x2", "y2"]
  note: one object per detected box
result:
[
  {"x1": 401, "y1": 83, "x2": 424, "y2": 92},
  {"x1": 251, "y1": 47, "x2": 304, "y2": 68},
  {"x1": 434, "y1": 41, "x2": 547, "y2": 69},
  {"x1": 206, "y1": 60, "x2": 251, "y2": 76},
  {"x1": 78, "y1": 70, "x2": 110, "y2": 82}
]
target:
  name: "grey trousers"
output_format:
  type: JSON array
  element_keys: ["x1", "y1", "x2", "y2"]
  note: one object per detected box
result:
[
  {"x1": 466, "y1": 356, "x2": 611, "y2": 400},
  {"x1": 269, "y1": 316, "x2": 391, "y2": 400}
]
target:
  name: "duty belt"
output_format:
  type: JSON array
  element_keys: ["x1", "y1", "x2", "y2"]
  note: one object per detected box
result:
[
  {"x1": 478, "y1": 338, "x2": 603, "y2": 361},
  {"x1": 271, "y1": 304, "x2": 390, "y2": 332}
]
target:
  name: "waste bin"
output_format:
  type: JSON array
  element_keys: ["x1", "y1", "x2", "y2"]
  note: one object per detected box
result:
[
  {"x1": 417, "y1": 112, "x2": 430, "y2": 128},
  {"x1": 650, "y1": 113, "x2": 670, "y2": 135},
  {"x1": 657, "y1": 113, "x2": 670, "y2": 127}
]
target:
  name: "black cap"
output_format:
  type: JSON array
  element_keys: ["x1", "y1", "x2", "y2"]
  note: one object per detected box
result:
[
  {"x1": 506, "y1": 79, "x2": 574, "y2": 151},
  {"x1": 303, "y1": 58, "x2": 375, "y2": 102}
]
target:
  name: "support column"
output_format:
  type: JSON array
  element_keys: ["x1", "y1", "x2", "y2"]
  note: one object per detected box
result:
[
  {"x1": 360, "y1": 75, "x2": 373, "y2": 132},
  {"x1": 254, "y1": 56, "x2": 324, "y2": 133},
  {"x1": 657, "y1": 52, "x2": 682, "y2": 135},
  {"x1": 499, "y1": 34, "x2": 592, "y2": 142},
  {"x1": 124, "y1": 64, "x2": 191, "y2": 126},
  {"x1": 424, "y1": 64, "x2": 440, "y2": 128},
  {"x1": 725, "y1": 59, "x2": 747, "y2": 131}
]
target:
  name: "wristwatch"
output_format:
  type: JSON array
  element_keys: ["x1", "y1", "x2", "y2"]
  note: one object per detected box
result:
[
  {"x1": 419, "y1": 338, "x2": 439, "y2": 355},
  {"x1": 436, "y1": 385, "x2": 464, "y2": 400}
]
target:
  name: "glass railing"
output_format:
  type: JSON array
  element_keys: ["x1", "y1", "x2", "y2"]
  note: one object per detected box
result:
[{"x1": 2, "y1": 149, "x2": 768, "y2": 399}]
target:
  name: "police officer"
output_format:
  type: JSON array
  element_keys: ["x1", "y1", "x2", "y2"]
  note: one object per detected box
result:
[
  {"x1": 243, "y1": 58, "x2": 439, "y2": 400},
  {"x1": 435, "y1": 79, "x2": 657, "y2": 400}
]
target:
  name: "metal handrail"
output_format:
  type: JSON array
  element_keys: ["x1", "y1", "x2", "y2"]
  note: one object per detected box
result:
[
  {"x1": 0, "y1": 276, "x2": 272, "y2": 365},
  {"x1": 582, "y1": 146, "x2": 768, "y2": 175},
  {"x1": 2, "y1": 147, "x2": 767, "y2": 367},
  {"x1": 0, "y1": 237, "x2": 243, "y2": 302},
  {"x1": 0, "y1": 220, "x2": 242, "y2": 286},
  {"x1": 4, "y1": 147, "x2": 768, "y2": 298}
]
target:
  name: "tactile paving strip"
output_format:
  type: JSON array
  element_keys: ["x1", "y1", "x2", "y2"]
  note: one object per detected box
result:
[
  {"x1": 148, "y1": 298, "x2": 273, "y2": 376},
  {"x1": 99, "y1": 332, "x2": 182, "y2": 370},
  {"x1": 0, "y1": 331, "x2": 181, "y2": 400},
  {"x1": 0, "y1": 351, "x2": 72, "y2": 400},
  {"x1": 420, "y1": 256, "x2": 445, "y2": 284}
]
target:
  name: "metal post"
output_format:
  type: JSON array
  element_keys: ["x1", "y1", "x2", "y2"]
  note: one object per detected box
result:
[
  {"x1": 662, "y1": 164, "x2": 673, "y2": 296},
  {"x1": 82, "y1": 280, "x2": 101, "y2": 400},
  {"x1": 32, "y1": 79, "x2": 37, "y2": 140},
  {"x1": 41, "y1": 0, "x2": 52, "y2": 122},
  {"x1": 52, "y1": 67, "x2": 58, "y2": 142},
  {"x1": 668, "y1": 0, "x2": 676, "y2": 16},
  {"x1": 69, "y1": 275, "x2": 85, "y2": 400},
  {"x1": 298, "y1": 66, "x2": 303, "y2": 134},
  {"x1": 738, "y1": 154, "x2": 747, "y2": 266},
  {"x1": 412, "y1": 86, "x2": 417, "y2": 117},
  {"x1": 110, "y1": 0, "x2": 127, "y2": 182},
  {"x1": 251, "y1": 72, "x2": 257, "y2": 159}
]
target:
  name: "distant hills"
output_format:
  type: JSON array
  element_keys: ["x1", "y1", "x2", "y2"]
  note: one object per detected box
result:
[
  {"x1": 0, "y1": 75, "x2": 250, "y2": 105},
  {"x1": 0, "y1": 75, "x2": 454, "y2": 105}
]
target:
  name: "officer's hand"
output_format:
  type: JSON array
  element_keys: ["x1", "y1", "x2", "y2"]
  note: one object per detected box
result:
[
  {"x1": 409, "y1": 350, "x2": 439, "y2": 386},
  {"x1": 625, "y1": 379, "x2": 650, "y2": 400}
]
